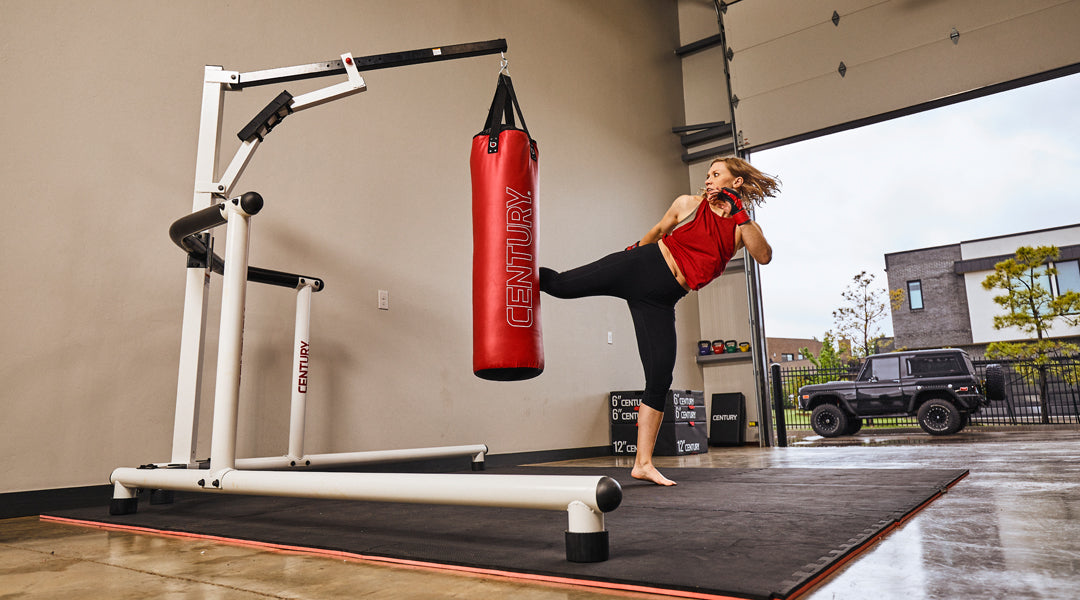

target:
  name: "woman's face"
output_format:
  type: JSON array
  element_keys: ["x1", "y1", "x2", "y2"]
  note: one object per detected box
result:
[{"x1": 704, "y1": 161, "x2": 743, "y2": 206}]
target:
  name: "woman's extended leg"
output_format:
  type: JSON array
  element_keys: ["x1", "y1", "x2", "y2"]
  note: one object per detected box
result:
[{"x1": 539, "y1": 249, "x2": 643, "y2": 301}]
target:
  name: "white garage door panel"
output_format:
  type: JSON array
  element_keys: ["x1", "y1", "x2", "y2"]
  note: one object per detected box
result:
[
  {"x1": 723, "y1": 0, "x2": 874, "y2": 52},
  {"x1": 724, "y1": 0, "x2": 1080, "y2": 150}
]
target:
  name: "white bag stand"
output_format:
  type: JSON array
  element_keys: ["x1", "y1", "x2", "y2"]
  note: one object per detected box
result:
[{"x1": 108, "y1": 41, "x2": 620, "y2": 563}]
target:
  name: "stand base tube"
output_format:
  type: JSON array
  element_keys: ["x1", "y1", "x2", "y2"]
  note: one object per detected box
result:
[
  {"x1": 109, "y1": 467, "x2": 620, "y2": 561},
  {"x1": 233, "y1": 444, "x2": 489, "y2": 471}
]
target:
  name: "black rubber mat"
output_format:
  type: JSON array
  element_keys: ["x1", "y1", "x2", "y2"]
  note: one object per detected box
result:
[{"x1": 44, "y1": 467, "x2": 967, "y2": 600}]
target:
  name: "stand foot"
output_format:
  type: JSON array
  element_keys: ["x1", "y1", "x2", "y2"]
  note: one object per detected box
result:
[
  {"x1": 565, "y1": 530, "x2": 609, "y2": 562},
  {"x1": 471, "y1": 460, "x2": 486, "y2": 471},
  {"x1": 110, "y1": 497, "x2": 138, "y2": 515},
  {"x1": 150, "y1": 489, "x2": 175, "y2": 505}
]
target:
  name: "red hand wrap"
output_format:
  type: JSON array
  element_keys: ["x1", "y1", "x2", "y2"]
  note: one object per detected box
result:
[{"x1": 719, "y1": 188, "x2": 751, "y2": 225}]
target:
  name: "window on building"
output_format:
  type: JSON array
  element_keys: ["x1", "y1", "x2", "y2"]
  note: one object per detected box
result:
[
  {"x1": 1007, "y1": 272, "x2": 1053, "y2": 308},
  {"x1": 1055, "y1": 260, "x2": 1080, "y2": 295},
  {"x1": 781, "y1": 353, "x2": 794, "y2": 362},
  {"x1": 907, "y1": 280, "x2": 923, "y2": 310}
]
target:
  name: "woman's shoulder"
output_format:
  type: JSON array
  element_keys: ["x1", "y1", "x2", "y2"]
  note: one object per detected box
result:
[
  {"x1": 673, "y1": 194, "x2": 704, "y2": 211},
  {"x1": 668, "y1": 194, "x2": 704, "y2": 224}
]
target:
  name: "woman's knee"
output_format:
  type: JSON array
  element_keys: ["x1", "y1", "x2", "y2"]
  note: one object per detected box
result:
[{"x1": 641, "y1": 387, "x2": 669, "y2": 411}]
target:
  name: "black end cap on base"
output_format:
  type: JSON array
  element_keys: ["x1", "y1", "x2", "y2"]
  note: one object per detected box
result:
[
  {"x1": 595, "y1": 476, "x2": 622, "y2": 513},
  {"x1": 109, "y1": 497, "x2": 138, "y2": 515},
  {"x1": 149, "y1": 489, "x2": 175, "y2": 505},
  {"x1": 471, "y1": 461, "x2": 486, "y2": 471},
  {"x1": 565, "y1": 530, "x2": 609, "y2": 563}
]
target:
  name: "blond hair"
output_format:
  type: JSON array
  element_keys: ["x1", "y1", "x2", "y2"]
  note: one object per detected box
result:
[{"x1": 707, "y1": 156, "x2": 780, "y2": 208}]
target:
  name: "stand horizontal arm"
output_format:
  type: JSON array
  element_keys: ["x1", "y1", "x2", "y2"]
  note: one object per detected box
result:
[{"x1": 236, "y1": 39, "x2": 507, "y2": 88}]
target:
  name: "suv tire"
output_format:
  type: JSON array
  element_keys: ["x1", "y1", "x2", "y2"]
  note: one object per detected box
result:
[
  {"x1": 844, "y1": 417, "x2": 864, "y2": 435},
  {"x1": 985, "y1": 364, "x2": 1006, "y2": 402},
  {"x1": 917, "y1": 398, "x2": 962, "y2": 435},
  {"x1": 811, "y1": 404, "x2": 849, "y2": 438}
]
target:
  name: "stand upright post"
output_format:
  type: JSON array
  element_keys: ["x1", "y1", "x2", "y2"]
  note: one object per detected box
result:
[
  {"x1": 170, "y1": 67, "x2": 228, "y2": 466},
  {"x1": 288, "y1": 282, "x2": 315, "y2": 460}
]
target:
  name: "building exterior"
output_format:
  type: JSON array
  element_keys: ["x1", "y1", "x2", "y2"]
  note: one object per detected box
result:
[
  {"x1": 766, "y1": 337, "x2": 823, "y2": 368},
  {"x1": 884, "y1": 224, "x2": 1080, "y2": 357}
]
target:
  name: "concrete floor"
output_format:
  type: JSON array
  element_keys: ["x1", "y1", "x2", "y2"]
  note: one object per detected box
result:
[{"x1": 2, "y1": 429, "x2": 1078, "y2": 599}]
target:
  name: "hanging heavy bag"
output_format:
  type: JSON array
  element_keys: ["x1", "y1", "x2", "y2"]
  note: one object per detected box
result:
[{"x1": 471, "y1": 73, "x2": 543, "y2": 381}]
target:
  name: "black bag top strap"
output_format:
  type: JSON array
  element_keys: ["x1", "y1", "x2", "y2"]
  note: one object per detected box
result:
[
  {"x1": 501, "y1": 74, "x2": 529, "y2": 135},
  {"x1": 482, "y1": 74, "x2": 535, "y2": 159}
]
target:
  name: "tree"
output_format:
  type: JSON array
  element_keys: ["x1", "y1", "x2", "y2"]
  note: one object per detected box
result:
[
  {"x1": 832, "y1": 271, "x2": 893, "y2": 358},
  {"x1": 982, "y1": 245, "x2": 1080, "y2": 422},
  {"x1": 802, "y1": 332, "x2": 845, "y2": 372},
  {"x1": 797, "y1": 332, "x2": 858, "y2": 386}
]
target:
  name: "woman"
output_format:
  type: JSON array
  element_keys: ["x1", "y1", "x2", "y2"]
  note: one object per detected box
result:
[{"x1": 540, "y1": 156, "x2": 778, "y2": 486}]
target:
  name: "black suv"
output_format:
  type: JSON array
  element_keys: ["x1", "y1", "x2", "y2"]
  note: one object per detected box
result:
[{"x1": 797, "y1": 349, "x2": 1005, "y2": 437}]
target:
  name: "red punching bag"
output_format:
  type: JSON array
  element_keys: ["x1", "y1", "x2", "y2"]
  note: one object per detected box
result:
[{"x1": 471, "y1": 73, "x2": 543, "y2": 381}]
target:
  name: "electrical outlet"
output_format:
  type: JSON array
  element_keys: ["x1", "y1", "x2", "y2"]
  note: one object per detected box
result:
[
  {"x1": 607, "y1": 331, "x2": 613, "y2": 344},
  {"x1": 378, "y1": 290, "x2": 389, "y2": 310}
]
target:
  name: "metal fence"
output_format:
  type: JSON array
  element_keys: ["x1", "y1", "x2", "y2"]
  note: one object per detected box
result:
[{"x1": 773, "y1": 359, "x2": 1080, "y2": 432}]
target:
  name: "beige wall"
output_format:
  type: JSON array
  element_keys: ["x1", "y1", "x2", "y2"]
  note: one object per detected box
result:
[{"x1": 0, "y1": 0, "x2": 701, "y2": 493}]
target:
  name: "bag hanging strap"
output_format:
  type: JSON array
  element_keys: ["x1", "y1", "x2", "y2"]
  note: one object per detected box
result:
[
  {"x1": 484, "y1": 74, "x2": 535, "y2": 160},
  {"x1": 501, "y1": 74, "x2": 530, "y2": 136}
]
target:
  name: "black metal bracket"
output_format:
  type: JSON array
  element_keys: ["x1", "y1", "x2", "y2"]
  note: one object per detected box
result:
[
  {"x1": 674, "y1": 33, "x2": 725, "y2": 58},
  {"x1": 238, "y1": 91, "x2": 294, "y2": 142},
  {"x1": 672, "y1": 120, "x2": 733, "y2": 148}
]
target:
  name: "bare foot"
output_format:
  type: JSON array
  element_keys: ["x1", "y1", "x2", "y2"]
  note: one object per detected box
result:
[{"x1": 631, "y1": 465, "x2": 677, "y2": 486}]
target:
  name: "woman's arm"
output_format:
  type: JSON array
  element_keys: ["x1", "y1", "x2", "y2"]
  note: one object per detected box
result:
[
  {"x1": 638, "y1": 195, "x2": 700, "y2": 246},
  {"x1": 735, "y1": 221, "x2": 772, "y2": 264}
]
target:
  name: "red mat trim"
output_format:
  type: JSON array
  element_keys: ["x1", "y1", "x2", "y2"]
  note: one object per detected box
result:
[
  {"x1": 784, "y1": 470, "x2": 968, "y2": 600},
  {"x1": 39, "y1": 514, "x2": 744, "y2": 600}
]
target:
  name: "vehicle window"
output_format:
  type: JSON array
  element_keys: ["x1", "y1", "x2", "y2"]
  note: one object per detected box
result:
[
  {"x1": 859, "y1": 356, "x2": 902, "y2": 379},
  {"x1": 907, "y1": 355, "x2": 962, "y2": 377},
  {"x1": 857, "y1": 361, "x2": 872, "y2": 381}
]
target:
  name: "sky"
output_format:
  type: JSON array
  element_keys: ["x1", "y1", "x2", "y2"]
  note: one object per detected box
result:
[{"x1": 749, "y1": 72, "x2": 1080, "y2": 341}]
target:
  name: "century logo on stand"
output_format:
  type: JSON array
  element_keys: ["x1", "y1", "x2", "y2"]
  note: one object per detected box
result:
[{"x1": 296, "y1": 340, "x2": 310, "y2": 393}]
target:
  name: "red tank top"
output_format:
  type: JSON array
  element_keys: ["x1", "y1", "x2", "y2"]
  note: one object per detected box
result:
[{"x1": 663, "y1": 200, "x2": 737, "y2": 291}]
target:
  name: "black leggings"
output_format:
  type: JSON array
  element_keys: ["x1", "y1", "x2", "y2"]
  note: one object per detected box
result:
[{"x1": 539, "y1": 244, "x2": 688, "y2": 412}]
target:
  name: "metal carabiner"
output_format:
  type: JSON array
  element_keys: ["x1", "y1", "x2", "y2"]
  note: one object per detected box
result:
[{"x1": 499, "y1": 51, "x2": 509, "y2": 75}]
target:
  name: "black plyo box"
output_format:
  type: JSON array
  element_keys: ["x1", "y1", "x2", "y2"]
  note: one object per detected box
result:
[
  {"x1": 710, "y1": 392, "x2": 746, "y2": 446},
  {"x1": 610, "y1": 422, "x2": 708, "y2": 456},
  {"x1": 609, "y1": 390, "x2": 705, "y2": 424}
]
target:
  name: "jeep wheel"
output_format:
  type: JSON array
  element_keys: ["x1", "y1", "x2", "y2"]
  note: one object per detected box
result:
[
  {"x1": 955, "y1": 412, "x2": 970, "y2": 433},
  {"x1": 917, "y1": 398, "x2": 962, "y2": 435},
  {"x1": 811, "y1": 404, "x2": 849, "y2": 438},
  {"x1": 985, "y1": 364, "x2": 1006, "y2": 402},
  {"x1": 844, "y1": 417, "x2": 863, "y2": 435}
]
